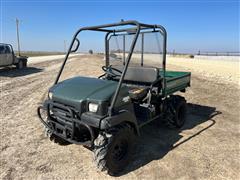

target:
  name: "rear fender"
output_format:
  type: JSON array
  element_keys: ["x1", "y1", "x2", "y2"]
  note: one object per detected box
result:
[{"x1": 14, "y1": 57, "x2": 28, "y2": 65}]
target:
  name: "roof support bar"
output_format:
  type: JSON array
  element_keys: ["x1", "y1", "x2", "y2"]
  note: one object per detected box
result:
[{"x1": 53, "y1": 20, "x2": 167, "y2": 113}]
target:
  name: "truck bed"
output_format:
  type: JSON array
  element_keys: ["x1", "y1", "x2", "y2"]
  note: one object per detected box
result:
[{"x1": 160, "y1": 70, "x2": 191, "y2": 96}]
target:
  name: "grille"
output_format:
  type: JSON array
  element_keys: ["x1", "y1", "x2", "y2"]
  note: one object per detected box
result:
[{"x1": 50, "y1": 103, "x2": 79, "y2": 125}]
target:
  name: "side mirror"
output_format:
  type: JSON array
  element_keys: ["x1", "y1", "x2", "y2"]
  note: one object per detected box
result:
[{"x1": 70, "y1": 38, "x2": 80, "y2": 53}]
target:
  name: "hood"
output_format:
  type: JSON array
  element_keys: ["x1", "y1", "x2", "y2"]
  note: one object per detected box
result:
[{"x1": 51, "y1": 77, "x2": 119, "y2": 106}]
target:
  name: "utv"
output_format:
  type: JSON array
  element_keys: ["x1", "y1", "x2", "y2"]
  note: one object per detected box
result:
[{"x1": 37, "y1": 20, "x2": 191, "y2": 175}]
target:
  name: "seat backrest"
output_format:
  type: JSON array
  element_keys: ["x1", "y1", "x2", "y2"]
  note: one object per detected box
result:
[{"x1": 113, "y1": 65, "x2": 159, "y2": 84}]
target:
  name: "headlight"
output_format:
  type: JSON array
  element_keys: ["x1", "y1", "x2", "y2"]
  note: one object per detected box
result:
[
  {"x1": 89, "y1": 103, "x2": 98, "y2": 113},
  {"x1": 48, "y1": 91, "x2": 53, "y2": 100}
]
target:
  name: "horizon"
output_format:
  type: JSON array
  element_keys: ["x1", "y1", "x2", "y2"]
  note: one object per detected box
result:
[{"x1": 1, "y1": 0, "x2": 239, "y2": 53}]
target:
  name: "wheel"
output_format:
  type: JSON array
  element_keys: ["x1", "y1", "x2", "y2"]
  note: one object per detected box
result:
[
  {"x1": 173, "y1": 96, "x2": 187, "y2": 128},
  {"x1": 93, "y1": 124, "x2": 135, "y2": 176},
  {"x1": 16, "y1": 60, "x2": 23, "y2": 69},
  {"x1": 22, "y1": 60, "x2": 27, "y2": 68},
  {"x1": 164, "y1": 95, "x2": 187, "y2": 128}
]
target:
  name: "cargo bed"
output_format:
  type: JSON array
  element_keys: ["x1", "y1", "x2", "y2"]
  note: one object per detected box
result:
[{"x1": 160, "y1": 70, "x2": 191, "y2": 96}]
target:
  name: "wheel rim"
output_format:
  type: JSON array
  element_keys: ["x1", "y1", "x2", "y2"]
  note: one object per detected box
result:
[{"x1": 112, "y1": 139, "x2": 128, "y2": 162}]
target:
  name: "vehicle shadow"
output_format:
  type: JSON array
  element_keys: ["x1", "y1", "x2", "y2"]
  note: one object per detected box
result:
[
  {"x1": 0, "y1": 66, "x2": 43, "y2": 77},
  {"x1": 119, "y1": 103, "x2": 221, "y2": 176}
]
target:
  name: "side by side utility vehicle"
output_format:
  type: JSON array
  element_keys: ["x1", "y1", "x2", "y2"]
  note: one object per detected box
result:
[{"x1": 37, "y1": 20, "x2": 191, "y2": 175}]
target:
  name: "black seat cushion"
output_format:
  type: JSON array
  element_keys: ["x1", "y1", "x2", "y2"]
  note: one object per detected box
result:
[{"x1": 112, "y1": 66, "x2": 159, "y2": 84}]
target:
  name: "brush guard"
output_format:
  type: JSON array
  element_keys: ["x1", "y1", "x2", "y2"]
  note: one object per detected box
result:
[{"x1": 37, "y1": 101, "x2": 95, "y2": 147}]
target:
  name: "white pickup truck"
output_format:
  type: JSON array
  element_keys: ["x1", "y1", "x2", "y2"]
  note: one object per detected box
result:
[{"x1": 0, "y1": 43, "x2": 28, "y2": 69}]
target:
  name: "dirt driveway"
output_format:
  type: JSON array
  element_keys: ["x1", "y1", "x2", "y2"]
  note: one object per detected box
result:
[{"x1": 0, "y1": 55, "x2": 239, "y2": 179}]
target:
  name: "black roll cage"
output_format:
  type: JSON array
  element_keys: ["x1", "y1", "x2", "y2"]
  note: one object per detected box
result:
[{"x1": 54, "y1": 20, "x2": 167, "y2": 116}]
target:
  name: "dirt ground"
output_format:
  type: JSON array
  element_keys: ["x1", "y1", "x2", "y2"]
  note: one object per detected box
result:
[{"x1": 0, "y1": 54, "x2": 239, "y2": 180}]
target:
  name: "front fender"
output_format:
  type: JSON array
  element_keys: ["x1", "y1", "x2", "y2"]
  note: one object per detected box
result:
[{"x1": 100, "y1": 110, "x2": 139, "y2": 135}]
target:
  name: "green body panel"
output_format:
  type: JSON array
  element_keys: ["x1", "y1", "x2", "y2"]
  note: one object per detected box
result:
[
  {"x1": 51, "y1": 77, "x2": 118, "y2": 104},
  {"x1": 160, "y1": 70, "x2": 191, "y2": 96},
  {"x1": 51, "y1": 76, "x2": 131, "y2": 110}
]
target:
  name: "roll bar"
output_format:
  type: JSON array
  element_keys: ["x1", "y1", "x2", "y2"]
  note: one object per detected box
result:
[{"x1": 54, "y1": 20, "x2": 167, "y2": 115}]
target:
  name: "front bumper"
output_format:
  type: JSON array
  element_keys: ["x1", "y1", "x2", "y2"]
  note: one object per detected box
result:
[{"x1": 37, "y1": 101, "x2": 95, "y2": 147}]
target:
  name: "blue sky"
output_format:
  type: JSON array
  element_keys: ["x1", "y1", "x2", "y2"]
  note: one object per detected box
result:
[{"x1": 0, "y1": 0, "x2": 239, "y2": 53}]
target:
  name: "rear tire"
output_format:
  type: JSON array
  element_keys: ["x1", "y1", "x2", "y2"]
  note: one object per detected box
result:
[
  {"x1": 93, "y1": 124, "x2": 135, "y2": 176},
  {"x1": 16, "y1": 60, "x2": 23, "y2": 69},
  {"x1": 173, "y1": 97, "x2": 187, "y2": 128},
  {"x1": 16, "y1": 59, "x2": 27, "y2": 69},
  {"x1": 164, "y1": 95, "x2": 187, "y2": 128},
  {"x1": 22, "y1": 60, "x2": 27, "y2": 68}
]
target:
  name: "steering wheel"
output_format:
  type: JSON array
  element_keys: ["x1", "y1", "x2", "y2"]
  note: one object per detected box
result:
[{"x1": 98, "y1": 65, "x2": 122, "y2": 79}]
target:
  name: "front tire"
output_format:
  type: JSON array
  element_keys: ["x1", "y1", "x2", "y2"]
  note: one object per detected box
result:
[{"x1": 93, "y1": 124, "x2": 135, "y2": 176}]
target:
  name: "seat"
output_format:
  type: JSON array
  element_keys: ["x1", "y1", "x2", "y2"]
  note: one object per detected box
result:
[
  {"x1": 112, "y1": 66, "x2": 160, "y2": 101},
  {"x1": 112, "y1": 65, "x2": 159, "y2": 84}
]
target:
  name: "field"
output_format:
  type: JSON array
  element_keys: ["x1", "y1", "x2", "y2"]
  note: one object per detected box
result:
[{"x1": 0, "y1": 54, "x2": 239, "y2": 179}]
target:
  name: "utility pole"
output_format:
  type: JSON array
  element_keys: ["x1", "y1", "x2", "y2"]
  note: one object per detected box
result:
[{"x1": 16, "y1": 18, "x2": 21, "y2": 56}]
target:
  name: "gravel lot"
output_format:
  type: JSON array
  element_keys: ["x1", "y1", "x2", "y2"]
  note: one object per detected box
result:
[{"x1": 0, "y1": 54, "x2": 239, "y2": 179}]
